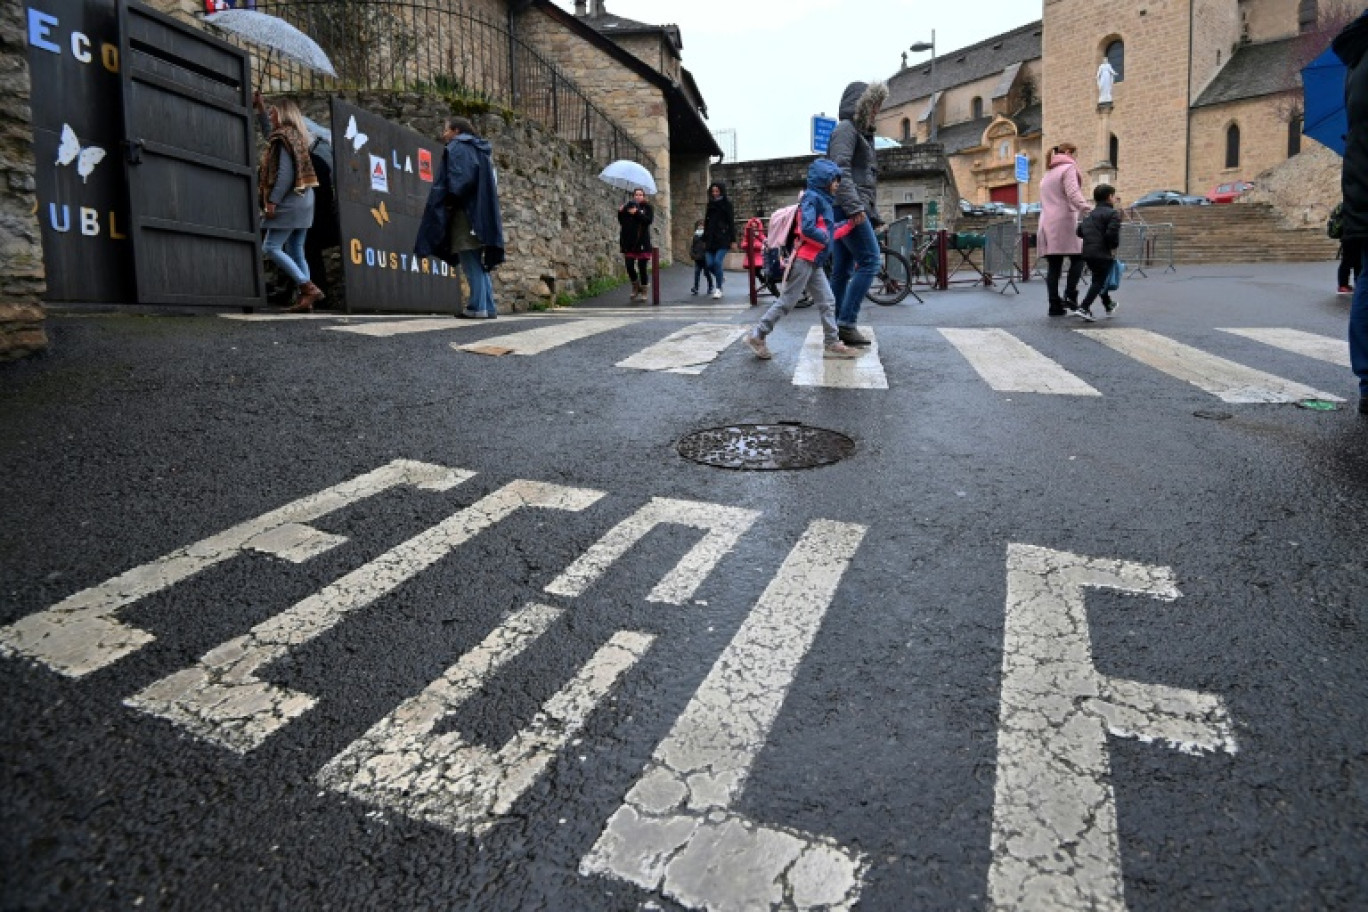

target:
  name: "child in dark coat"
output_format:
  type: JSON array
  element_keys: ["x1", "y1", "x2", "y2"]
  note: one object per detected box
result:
[
  {"x1": 689, "y1": 220, "x2": 710, "y2": 295},
  {"x1": 1072, "y1": 183, "x2": 1123, "y2": 320}
]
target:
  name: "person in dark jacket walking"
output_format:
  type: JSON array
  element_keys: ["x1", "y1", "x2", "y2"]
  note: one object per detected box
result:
[
  {"x1": 618, "y1": 188, "x2": 654, "y2": 302},
  {"x1": 1336, "y1": 10, "x2": 1368, "y2": 414},
  {"x1": 827, "y1": 80, "x2": 888, "y2": 347},
  {"x1": 1072, "y1": 184, "x2": 1122, "y2": 321},
  {"x1": 414, "y1": 116, "x2": 505, "y2": 319},
  {"x1": 702, "y1": 182, "x2": 735, "y2": 299},
  {"x1": 689, "y1": 220, "x2": 710, "y2": 295}
]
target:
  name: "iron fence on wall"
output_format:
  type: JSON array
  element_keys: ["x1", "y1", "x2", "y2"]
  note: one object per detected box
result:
[{"x1": 217, "y1": 0, "x2": 649, "y2": 167}]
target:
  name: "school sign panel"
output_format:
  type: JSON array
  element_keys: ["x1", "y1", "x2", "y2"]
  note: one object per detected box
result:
[{"x1": 330, "y1": 99, "x2": 463, "y2": 314}]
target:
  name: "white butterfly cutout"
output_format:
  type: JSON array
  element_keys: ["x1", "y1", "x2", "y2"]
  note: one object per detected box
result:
[
  {"x1": 344, "y1": 115, "x2": 368, "y2": 152},
  {"x1": 56, "y1": 124, "x2": 107, "y2": 184}
]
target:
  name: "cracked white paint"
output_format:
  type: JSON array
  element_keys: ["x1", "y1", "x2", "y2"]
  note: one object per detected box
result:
[
  {"x1": 453, "y1": 319, "x2": 636, "y2": 356},
  {"x1": 988, "y1": 543, "x2": 1237, "y2": 912},
  {"x1": 1078, "y1": 328, "x2": 1343, "y2": 403},
  {"x1": 792, "y1": 327, "x2": 887, "y2": 389},
  {"x1": 941, "y1": 328, "x2": 1101, "y2": 396},
  {"x1": 1218, "y1": 328, "x2": 1352, "y2": 368},
  {"x1": 581, "y1": 519, "x2": 868, "y2": 911},
  {"x1": 328, "y1": 316, "x2": 538, "y2": 337},
  {"x1": 0, "y1": 460, "x2": 470, "y2": 677},
  {"x1": 545, "y1": 497, "x2": 760, "y2": 605},
  {"x1": 318, "y1": 602, "x2": 653, "y2": 832},
  {"x1": 125, "y1": 480, "x2": 604, "y2": 753},
  {"x1": 615, "y1": 323, "x2": 747, "y2": 375}
]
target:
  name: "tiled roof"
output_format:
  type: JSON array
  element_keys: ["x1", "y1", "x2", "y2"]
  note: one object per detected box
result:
[
  {"x1": 887, "y1": 21, "x2": 1042, "y2": 108},
  {"x1": 1193, "y1": 37, "x2": 1301, "y2": 107},
  {"x1": 934, "y1": 104, "x2": 1042, "y2": 155},
  {"x1": 580, "y1": 12, "x2": 682, "y2": 52}
]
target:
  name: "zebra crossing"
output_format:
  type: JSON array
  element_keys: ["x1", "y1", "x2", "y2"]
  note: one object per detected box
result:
[{"x1": 282, "y1": 312, "x2": 1354, "y2": 404}]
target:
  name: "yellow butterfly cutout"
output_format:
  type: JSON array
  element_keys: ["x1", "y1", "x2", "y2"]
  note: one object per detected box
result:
[{"x1": 370, "y1": 200, "x2": 390, "y2": 228}]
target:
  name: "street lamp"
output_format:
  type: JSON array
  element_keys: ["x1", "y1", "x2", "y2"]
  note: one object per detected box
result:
[{"x1": 910, "y1": 31, "x2": 935, "y2": 75}]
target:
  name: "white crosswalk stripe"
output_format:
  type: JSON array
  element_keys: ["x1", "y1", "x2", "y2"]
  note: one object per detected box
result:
[
  {"x1": 1078, "y1": 328, "x2": 1344, "y2": 403},
  {"x1": 329, "y1": 316, "x2": 539, "y2": 337},
  {"x1": 1218, "y1": 328, "x2": 1352, "y2": 367},
  {"x1": 615, "y1": 323, "x2": 747, "y2": 374},
  {"x1": 941, "y1": 328, "x2": 1102, "y2": 396},
  {"x1": 792, "y1": 326, "x2": 888, "y2": 389},
  {"x1": 454, "y1": 319, "x2": 637, "y2": 356}
]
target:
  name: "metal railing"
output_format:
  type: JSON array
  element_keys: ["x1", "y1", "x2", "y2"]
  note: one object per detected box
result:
[
  {"x1": 218, "y1": 0, "x2": 649, "y2": 167},
  {"x1": 1117, "y1": 222, "x2": 1176, "y2": 277}
]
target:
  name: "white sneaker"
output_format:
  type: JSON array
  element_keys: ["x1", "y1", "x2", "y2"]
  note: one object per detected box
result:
[
  {"x1": 744, "y1": 331, "x2": 772, "y2": 360},
  {"x1": 711, "y1": 289, "x2": 723, "y2": 299},
  {"x1": 823, "y1": 342, "x2": 859, "y2": 359}
]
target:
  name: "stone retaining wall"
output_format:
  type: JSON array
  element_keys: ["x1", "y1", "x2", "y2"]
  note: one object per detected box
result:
[{"x1": 0, "y1": 0, "x2": 48, "y2": 361}]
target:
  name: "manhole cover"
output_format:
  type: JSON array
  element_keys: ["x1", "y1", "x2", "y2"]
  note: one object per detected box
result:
[{"x1": 677, "y1": 423, "x2": 855, "y2": 470}]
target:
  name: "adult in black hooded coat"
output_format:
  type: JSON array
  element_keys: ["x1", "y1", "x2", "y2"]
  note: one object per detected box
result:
[
  {"x1": 1337, "y1": 10, "x2": 1368, "y2": 413},
  {"x1": 702, "y1": 182, "x2": 735, "y2": 299}
]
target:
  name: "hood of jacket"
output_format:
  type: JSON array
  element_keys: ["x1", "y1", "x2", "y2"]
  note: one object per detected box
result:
[
  {"x1": 1334, "y1": 10, "x2": 1368, "y2": 68},
  {"x1": 838, "y1": 81, "x2": 889, "y2": 132},
  {"x1": 1047, "y1": 153, "x2": 1078, "y2": 170},
  {"x1": 806, "y1": 158, "x2": 842, "y2": 194},
  {"x1": 453, "y1": 133, "x2": 493, "y2": 155}
]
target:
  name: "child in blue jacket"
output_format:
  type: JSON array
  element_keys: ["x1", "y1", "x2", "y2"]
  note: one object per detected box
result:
[{"x1": 744, "y1": 158, "x2": 859, "y2": 359}]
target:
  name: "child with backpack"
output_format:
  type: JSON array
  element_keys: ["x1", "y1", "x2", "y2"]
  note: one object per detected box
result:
[
  {"x1": 743, "y1": 158, "x2": 860, "y2": 359},
  {"x1": 689, "y1": 220, "x2": 711, "y2": 295},
  {"x1": 1071, "y1": 183, "x2": 1123, "y2": 321}
]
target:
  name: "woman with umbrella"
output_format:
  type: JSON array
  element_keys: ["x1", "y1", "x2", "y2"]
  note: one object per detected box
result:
[
  {"x1": 618, "y1": 188, "x2": 654, "y2": 303},
  {"x1": 258, "y1": 98, "x2": 321, "y2": 312}
]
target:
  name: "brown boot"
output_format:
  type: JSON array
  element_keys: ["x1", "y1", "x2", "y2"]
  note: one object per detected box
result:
[
  {"x1": 629, "y1": 281, "x2": 642, "y2": 302},
  {"x1": 288, "y1": 282, "x2": 323, "y2": 312}
]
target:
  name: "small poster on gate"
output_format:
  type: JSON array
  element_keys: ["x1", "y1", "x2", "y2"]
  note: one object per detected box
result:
[
  {"x1": 369, "y1": 154, "x2": 389, "y2": 192},
  {"x1": 417, "y1": 148, "x2": 433, "y2": 182}
]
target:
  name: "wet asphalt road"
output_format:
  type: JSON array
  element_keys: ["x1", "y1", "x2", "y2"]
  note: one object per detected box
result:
[{"x1": 2, "y1": 262, "x2": 1367, "y2": 911}]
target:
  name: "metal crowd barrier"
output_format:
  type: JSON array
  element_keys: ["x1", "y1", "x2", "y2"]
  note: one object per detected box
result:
[
  {"x1": 983, "y1": 222, "x2": 1022, "y2": 294},
  {"x1": 1117, "y1": 219, "x2": 1177, "y2": 278}
]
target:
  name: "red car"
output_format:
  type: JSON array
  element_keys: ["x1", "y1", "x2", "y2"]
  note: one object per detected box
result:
[{"x1": 1207, "y1": 180, "x2": 1254, "y2": 204}]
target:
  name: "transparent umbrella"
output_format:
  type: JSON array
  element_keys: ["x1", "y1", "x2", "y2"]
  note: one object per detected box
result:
[
  {"x1": 598, "y1": 160, "x2": 657, "y2": 195},
  {"x1": 203, "y1": 9, "x2": 338, "y2": 78}
]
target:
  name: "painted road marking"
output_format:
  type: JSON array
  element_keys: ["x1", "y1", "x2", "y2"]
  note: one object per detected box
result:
[
  {"x1": 125, "y1": 480, "x2": 604, "y2": 754},
  {"x1": 544, "y1": 497, "x2": 760, "y2": 605},
  {"x1": 552, "y1": 305, "x2": 750, "y2": 319},
  {"x1": 941, "y1": 328, "x2": 1101, "y2": 396},
  {"x1": 581, "y1": 519, "x2": 868, "y2": 912},
  {"x1": 615, "y1": 323, "x2": 747, "y2": 374},
  {"x1": 989, "y1": 544, "x2": 1237, "y2": 912},
  {"x1": 328, "y1": 316, "x2": 538, "y2": 337},
  {"x1": 318, "y1": 603, "x2": 653, "y2": 833},
  {"x1": 792, "y1": 326, "x2": 888, "y2": 389},
  {"x1": 0, "y1": 460, "x2": 470, "y2": 677},
  {"x1": 1078, "y1": 328, "x2": 1344, "y2": 403},
  {"x1": 1218, "y1": 327, "x2": 1352, "y2": 368},
  {"x1": 453, "y1": 319, "x2": 636, "y2": 356}
]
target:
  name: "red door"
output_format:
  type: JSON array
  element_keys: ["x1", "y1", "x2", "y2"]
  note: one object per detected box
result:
[{"x1": 990, "y1": 184, "x2": 1019, "y2": 205}]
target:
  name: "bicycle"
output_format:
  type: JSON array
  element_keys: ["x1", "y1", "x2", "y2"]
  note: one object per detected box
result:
[{"x1": 755, "y1": 225, "x2": 917, "y2": 307}]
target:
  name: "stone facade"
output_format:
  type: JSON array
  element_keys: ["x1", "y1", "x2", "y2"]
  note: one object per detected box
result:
[
  {"x1": 0, "y1": 0, "x2": 48, "y2": 361},
  {"x1": 1189, "y1": 92, "x2": 1301, "y2": 195},
  {"x1": 301, "y1": 92, "x2": 628, "y2": 311}
]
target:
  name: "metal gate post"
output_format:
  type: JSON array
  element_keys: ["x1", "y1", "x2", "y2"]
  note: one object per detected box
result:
[
  {"x1": 651, "y1": 247, "x2": 660, "y2": 306},
  {"x1": 1020, "y1": 232, "x2": 1032, "y2": 281},
  {"x1": 936, "y1": 230, "x2": 949, "y2": 290},
  {"x1": 745, "y1": 222, "x2": 758, "y2": 306}
]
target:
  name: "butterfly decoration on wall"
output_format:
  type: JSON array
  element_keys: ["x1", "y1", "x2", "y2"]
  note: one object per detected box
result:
[
  {"x1": 344, "y1": 116, "x2": 368, "y2": 152},
  {"x1": 370, "y1": 200, "x2": 389, "y2": 228},
  {"x1": 56, "y1": 124, "x2": 107, "y2": 184}
]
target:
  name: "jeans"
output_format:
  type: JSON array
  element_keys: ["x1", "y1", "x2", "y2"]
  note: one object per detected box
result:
[
  {"x1": 459, "y1": 249, "x2": 496, "y2": 316},
  {"x1": 1045, "y1": 254, "x2": 1085, "y2": 308},
  {"x1": 830, "y1": 213, "x2": 879, "y2": 328},
  {"x1": 263, "y1": 228, "x2": 310, "y2": 285},
  {"x1": 692, "y1": 260, "x2": 713, "y2": 291},
  {"x1": 1078, "y1": 257, "x2": 1114, "y2": 310},
  {"x1": 704, "y1": 248, "x2": 727, "y2": 290},
  {"x1": 754, "y1": 257, "x2": 839, "y2": 345},
  {"x1": 1351, "y1": 246, "x2": 1368, "y2": 398}
]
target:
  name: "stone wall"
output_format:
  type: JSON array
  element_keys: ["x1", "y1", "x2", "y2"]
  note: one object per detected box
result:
[
  {"x1": 0, "y1": 0, "x2": 47, "y2": 361},
  {"x1": 612, "y1": 33, "x2": 680, "y2": 83},
  {"x1": 1192, "y1": 0, "x2": 1243, "y2": 101},
  {"x1": 671, "y1": 152, "x2": 711, "y2": 260},
  {"x1": 1188, "y1": 91, "x2": 1302, "y2": 196},
  {"x1": 1241, "y1": 140, "x2": 1343, "y2": 229},
  {"x1": 517, "y1": 7, "x2": 674, "y2": 261},
  {"x1": 301, "y1": 92, "x2": 627, "y2": 311},
  {"x1": 1242, "y1": 0, "x2": 1299, "y2": 42}
]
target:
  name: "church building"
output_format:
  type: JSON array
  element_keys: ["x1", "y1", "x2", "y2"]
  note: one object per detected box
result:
[{"x1": 878, "y1": 0, "x2": 1343, "y2": 207}]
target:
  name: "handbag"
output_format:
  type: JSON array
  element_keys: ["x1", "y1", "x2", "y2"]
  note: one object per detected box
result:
[{"x1": 1105, "y1": 259, "x2": 1125, "y2": 292}]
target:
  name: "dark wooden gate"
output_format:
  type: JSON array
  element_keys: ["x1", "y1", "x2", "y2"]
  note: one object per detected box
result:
[{"x1": 118, "y1": 0, "x2": 263, "y2": 307}]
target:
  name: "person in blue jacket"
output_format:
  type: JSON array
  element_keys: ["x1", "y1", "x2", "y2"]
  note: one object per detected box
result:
[{"x1": 416, "y1": 116, "x2": 506, "y2": 319}]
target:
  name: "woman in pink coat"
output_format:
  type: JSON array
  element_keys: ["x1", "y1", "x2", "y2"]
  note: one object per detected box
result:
[{"x1": 1038, "y1": 142, "x2": 1092, "y2": 316}]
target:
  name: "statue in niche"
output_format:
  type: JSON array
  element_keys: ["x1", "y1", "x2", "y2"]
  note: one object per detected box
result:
[{"x1": 1097, "y1": 60, "x2": 1118, "y2": 104}]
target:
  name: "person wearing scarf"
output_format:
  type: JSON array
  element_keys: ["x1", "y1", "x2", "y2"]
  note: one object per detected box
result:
[{"x1": 257, "y1": 98, "x2": 321, "y2": 312}]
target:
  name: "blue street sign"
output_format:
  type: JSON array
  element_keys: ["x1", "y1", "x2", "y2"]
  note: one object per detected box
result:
[
  {"x1": 812, "y1": 116, "x2": 837, "y2": 154},
  {"x1": 1014, "y1": 153, "x2": 1030, "y2": 183}
]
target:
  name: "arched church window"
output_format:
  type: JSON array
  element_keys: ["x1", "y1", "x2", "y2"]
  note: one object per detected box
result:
[
  {"x1": 1298, "y1": 0, "x2": 1317, "y2": 34},
  {"x1": 1104, "y1": 40, "x2": 1125, "y2": 81},
  {"x1": 1225, "y1": 123, "x2": 1241, "y2": 169},
  {"x1": 972, "y1": 97, "x2": 984, "y2": 120},
  {"x1": 1288, "y1": 114, "x2": 1302, "y2": 157},
  {"x1": 1109, "y1": 133, "x2": 1119, "y2": 168},
  {"x1": 901, "y1": 118, "x2": 911, "y2": 140}
]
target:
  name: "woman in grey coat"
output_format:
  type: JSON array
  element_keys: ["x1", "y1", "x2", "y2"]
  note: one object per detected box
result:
[{"x1": 257, "y1": 98, "x2": 321, "y2": 312}]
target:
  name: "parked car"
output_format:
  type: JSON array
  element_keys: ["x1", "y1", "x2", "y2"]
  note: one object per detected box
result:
[
  {"x1": 959, "y1": 199, "x2": 989, "y2": 217},
  {"x1": 1207, "y1": 180, "x2": 1254, "y2": 204},
  {"x1": 1133, "y1": 189, "x2": 1211, "y2": 207},
  {"x1": 1019, "y1": 202, "x2": 1042, "y2": 216},
  {"x1": 982, "y1": 202, "x2": 1018, "y2": 217}
]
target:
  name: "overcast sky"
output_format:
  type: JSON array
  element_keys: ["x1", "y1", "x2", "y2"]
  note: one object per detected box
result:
[{"x1": 549, "y1": 0, "x2": 1041, "y2": 162}]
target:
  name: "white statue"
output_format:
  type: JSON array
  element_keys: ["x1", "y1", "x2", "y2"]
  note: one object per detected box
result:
[{"x1": 1097, "y1": 61, "x2": 1118, "y2": 104}]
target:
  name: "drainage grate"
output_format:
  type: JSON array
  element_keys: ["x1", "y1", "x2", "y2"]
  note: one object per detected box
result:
[{"x1": 677, "y1": 423, "x2": 855, "y2": 470}]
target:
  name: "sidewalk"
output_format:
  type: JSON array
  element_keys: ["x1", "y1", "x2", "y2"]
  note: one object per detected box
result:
[{"x1": 569, "y1": 263, "x2": 758, "y2": 310}]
